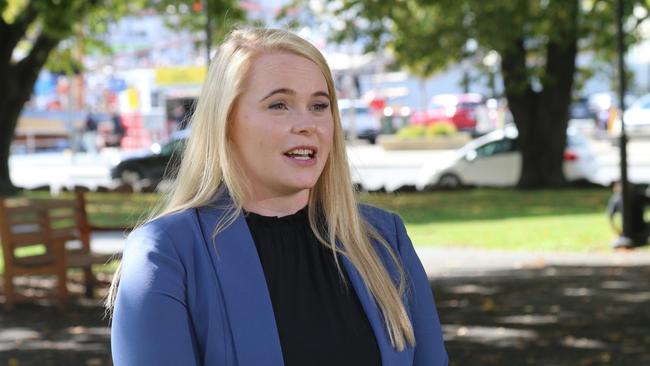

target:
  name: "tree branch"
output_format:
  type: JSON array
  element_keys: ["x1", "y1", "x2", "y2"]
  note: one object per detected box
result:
[
  {"x1": 10, "y1": 31, "x2": 60, "y2": 101},
  {"x1": 586, "y1": 0, "x2": 610, "y2": 17},
  {"x1": 633, "y1": 8, "x2": 650, "y2": 31},
  {"x1": 0, "y1": 1, "x2": 39, "y2": 65}
]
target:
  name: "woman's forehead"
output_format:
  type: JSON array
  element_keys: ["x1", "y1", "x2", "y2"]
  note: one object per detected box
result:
[{"x1": 244, "y1": 52, "x2": 328, "y2": 95}]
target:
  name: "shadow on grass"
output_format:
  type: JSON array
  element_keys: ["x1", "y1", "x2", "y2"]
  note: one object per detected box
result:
[
  {"x1": 0, "y1": 301, "x2": 112, "y2": 365},
  {"x1": 0, "y1": 274, "x2": 113, "y2": 366},
  {"x1": 1, "y1": 262, "x2": 648, "y2": 366},
  {"x1": 434, "y1": 264, "x2": 650, "y2": 366}
]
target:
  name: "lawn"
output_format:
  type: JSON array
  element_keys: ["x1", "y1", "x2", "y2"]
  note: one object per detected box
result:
[
  {"x1": 359, "y1": 188, "x2": 623, "y2": 252},
  {"x1": 0, "y1": 188, "x2": 641, "y2": 274}
]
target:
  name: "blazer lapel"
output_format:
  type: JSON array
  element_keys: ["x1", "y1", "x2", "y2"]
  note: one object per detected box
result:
[
  {"x1": 196, "y1": 204, "x2": 284, "y2": 366},
  {"x1": 340, "y1": 247, "x2": 409, "y2": 366}
]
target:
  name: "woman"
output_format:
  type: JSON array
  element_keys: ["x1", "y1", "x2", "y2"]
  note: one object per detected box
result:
[{"x1": 109, "y1": 28, "x2": 448, "y2": 365}]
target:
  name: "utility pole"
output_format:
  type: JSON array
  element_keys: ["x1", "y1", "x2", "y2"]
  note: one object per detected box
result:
[
  {"x1": 614, "y1": 0, "x2": 634, "y2": 248},
  {"x1": 204, "y1": 0, "x2": 212, "y2": 65}
]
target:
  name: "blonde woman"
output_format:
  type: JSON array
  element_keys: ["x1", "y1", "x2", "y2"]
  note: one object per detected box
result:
[{"x1": 109, "y1": 28, "x2": 447, "y2": 366}]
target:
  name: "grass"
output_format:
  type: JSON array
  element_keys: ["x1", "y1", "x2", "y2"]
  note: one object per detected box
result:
[
  {"x1": 0, "y1": 188, "x2": 644, "y2": 275},
  {"x1": 358, "y1": 188, "x2": 627, "y2": 252},
  {"x1": 82, "y1": 192, "x2": 160, "y2": 229}
]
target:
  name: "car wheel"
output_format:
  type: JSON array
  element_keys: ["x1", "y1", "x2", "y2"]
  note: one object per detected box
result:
[
  {"x1": 120, "y1": 169, "x2": 143, "y2": 185},
  {"x1": 438, "y1": 173, "x2": 462, "y2": 189}
]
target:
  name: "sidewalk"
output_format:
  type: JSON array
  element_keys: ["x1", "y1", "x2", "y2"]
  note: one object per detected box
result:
[
  {"x1": 90, "y1": 230, "x2": 650, "y2": 277},
  {"x1": 416, "y1": 246, "x2": 650, "y2": 277},
  {"x1": 89, "y1": 231, "x2": 128, "y2": 255}
]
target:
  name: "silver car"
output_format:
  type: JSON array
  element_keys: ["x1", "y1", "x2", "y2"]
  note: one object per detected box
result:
[
  {"x1": 338, "y1": 99, "x2": 381, "y2": 144},
  {"x1": 416, "y1": 125, "x2": 600, "y2": 189},
  {"x1": 620, "y1": 94, "x2": 650, "y2": 135}
]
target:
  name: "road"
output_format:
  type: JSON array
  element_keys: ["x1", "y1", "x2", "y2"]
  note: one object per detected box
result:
[
  {"x1": 8, "y1": 136, "x2": 650, "y2": 192},
  {"x1": 9, "y1": 149, "x2": 119, "y2": 192},
  {"x1": 348, "y1": 136, "x2": 650, "y2": 190},
  {"x1": 589, "y1": 137, "x2": 650, "y2": 185}
]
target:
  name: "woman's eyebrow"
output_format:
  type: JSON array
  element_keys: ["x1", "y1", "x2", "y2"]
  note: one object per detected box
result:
[{"x1": 259, "y1": 88, "x2": 330, "y2": 102}]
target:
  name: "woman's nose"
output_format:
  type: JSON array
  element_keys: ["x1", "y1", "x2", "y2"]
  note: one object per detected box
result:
[{"x1": 291, "y1": 114, "x2": 317, "y2": 135}]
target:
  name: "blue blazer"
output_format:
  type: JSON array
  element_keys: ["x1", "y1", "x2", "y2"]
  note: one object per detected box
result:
[{"x1": 112, "y1": 200, "x2": 448, "y2": 365}]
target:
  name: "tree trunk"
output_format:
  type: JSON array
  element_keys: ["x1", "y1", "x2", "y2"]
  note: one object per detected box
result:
[
  {"x1": 0, "y1": 32, "x2": 59, "y2": 196},
  {"x1": 0, "y1": 88, "x2": 23, "y2": 196},
  {"x1": 499, "y1": 1, "x2": 578, "y2": 189}
]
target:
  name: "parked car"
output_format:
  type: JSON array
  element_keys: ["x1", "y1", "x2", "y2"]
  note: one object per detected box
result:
[
  {"x1": 416, "y1": 125, "x2": 600, "y2": 189},
  {"x1": 110, "y1": 129, "x2": 190, "y2": 186},
  {"x1": 338, "y1": 99, "x2": 381, "y2": 144},
  {"x1": 569, "y1": 97, "x2": 597, "y2": 122},
  {"x1": 619, "y1": 93, "x2": 650, "y2": 135},
  {"x1": 410, "y1": 93, "x2": 484, "y2": 131}
]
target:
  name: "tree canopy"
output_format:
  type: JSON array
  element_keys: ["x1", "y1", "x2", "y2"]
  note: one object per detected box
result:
[
  {"x1": 0, "y1": 0, "x2": 244, "y2": 195},
  {"x1": 324, "y1": 0, "x2": 650, "y2": 187}
]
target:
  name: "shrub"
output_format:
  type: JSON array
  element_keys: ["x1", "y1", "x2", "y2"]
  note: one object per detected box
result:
[
  {"x1": 425, "y1": 121, "x2": 457, "y2": 136},
  {"x1": 396, "y1": 125, "x2": 426, "y2": 139},
  {"x1": 396, "y1": 122, "x2": 458, "y2": 139}
]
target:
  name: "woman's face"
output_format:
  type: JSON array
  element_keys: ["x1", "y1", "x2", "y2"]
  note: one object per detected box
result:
[{"x1": 230, "y1": 52, "x2": 334, "y2": 201}]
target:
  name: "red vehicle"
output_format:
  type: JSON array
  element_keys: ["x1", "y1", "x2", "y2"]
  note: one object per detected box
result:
[{"x1": 410, "y1": 93, "x2": 484, "y2": 130}]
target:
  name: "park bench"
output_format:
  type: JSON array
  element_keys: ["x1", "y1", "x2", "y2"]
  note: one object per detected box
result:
[
  {"x1": 0, "y1": 195, "x2": 120, "y2": 310},
  {"x1": 71, "y1": 185, "x2": 159, "y2": 234}
]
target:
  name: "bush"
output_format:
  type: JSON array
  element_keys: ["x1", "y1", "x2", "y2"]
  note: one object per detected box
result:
[
  {"x1": 396, "y1": 125, "x2": 426, "y2": 139},
  {"x1": 396, "y1": 122, "x2": 457, "y2": 139},
  {"x1": 426, "y1": 121, "x2": 457, "y2": 136}
]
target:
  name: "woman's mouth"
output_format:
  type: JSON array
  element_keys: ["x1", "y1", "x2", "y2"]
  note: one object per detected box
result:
[{"x1": 284, "y1": 147, "x2": 316, "y2": 160}]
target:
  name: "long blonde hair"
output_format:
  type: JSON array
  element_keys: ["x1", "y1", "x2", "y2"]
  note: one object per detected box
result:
[{"x1": 107, "y1": 28, "x2": 415, "y2": 351}]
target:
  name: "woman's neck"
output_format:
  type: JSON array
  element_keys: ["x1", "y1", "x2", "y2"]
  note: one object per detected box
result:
[{"x1": 242, "y1": 189, "x2": 309, "y2": 217}]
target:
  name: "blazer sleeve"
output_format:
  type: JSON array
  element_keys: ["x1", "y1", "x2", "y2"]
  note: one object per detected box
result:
[
  {"x1": 393, "y1": 214, "x2": 449, "y2": 366},
  {"x1": 111, "y1": 226, "x2": 201, "y2": 366}
]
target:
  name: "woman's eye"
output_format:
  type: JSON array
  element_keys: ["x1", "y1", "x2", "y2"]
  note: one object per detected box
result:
[
  {"x1": 269, "y1": 102, "x2": 288, "y2": 110},
  {"x1": 312, "y1": 103, "x2": 330, "y2": 112}
]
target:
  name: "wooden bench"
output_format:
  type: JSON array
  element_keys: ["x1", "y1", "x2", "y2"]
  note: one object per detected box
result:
[
  {"x1": 73, "y1": 190, "x2": 142, "y2": 232},
  {"x1": 0, "y1": 196, "x2": 120, "y2": 310}
]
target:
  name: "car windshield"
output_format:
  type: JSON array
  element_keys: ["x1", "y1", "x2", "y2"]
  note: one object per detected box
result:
[
  {"x1": 160, "y1": 138, "x2": 186, "y2": 156},
  {"x1": 429, "y1": 103, "x2": 449, "y2": 109},
  {"x1": 475, "y1": 138, "x2": 516, "y2": 157},
  {"x1": 340, "y1": 107, "x2": 370, "y2": 115},
  {"x1": 458, "y1": 102, "x2": 481, "y2": 109},
  {"x1": 630, "y1": 94, "x2": 650, "y2": 109}
]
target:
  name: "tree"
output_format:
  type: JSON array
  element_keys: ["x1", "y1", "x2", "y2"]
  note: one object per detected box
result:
[
  {"x1": 327, "y1": 0, "x2": 649, "y2": 188},
  {"x1": 151, "y1": 0, "x2": 246, "y2": 56},
  {"x1": 0, "y1": 0, "x2": 244, "y2": 196}
]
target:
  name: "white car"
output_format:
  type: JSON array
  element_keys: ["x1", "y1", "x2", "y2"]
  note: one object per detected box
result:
[
  {"x1": 338, "y1": 99, "x2": 381, "y2": 144},
  {"x1": 620, "y1": 94, "x2": 650, "y2": 135},
  {"x1": 416, "y1": 125, "x2": 600, "y2": 189}
]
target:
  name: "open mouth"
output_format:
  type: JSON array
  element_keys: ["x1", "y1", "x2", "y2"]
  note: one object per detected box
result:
[{"x1": 284, "y1": 147, "x2": 316, "y2": 160}]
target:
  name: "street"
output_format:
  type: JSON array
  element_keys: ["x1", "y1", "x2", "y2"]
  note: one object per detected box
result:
[{"x1": 8, "y1": 135, "x2": 650, "y2": 192}]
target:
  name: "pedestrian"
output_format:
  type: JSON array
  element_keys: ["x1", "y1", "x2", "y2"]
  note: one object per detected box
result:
[
  {"x1": 83, "y1": 111, "x2": 98, "y2": 153},
  {"x1": 107, "y1": 28, "x2": 447, "y2": 365},
  {"x1": 111, "y1": 112, "x2": 125, "y2": 147},
  {"x1": 172, "y1": 104, "x2": 186, "y2": 131}
]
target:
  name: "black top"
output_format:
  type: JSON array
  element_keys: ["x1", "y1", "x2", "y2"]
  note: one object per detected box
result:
[{"x1": 245, "y1": 207, "x2": 381, "y2": 366}]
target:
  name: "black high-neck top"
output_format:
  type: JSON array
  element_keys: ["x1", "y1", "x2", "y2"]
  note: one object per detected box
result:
[{"x1": 245, "y1": 207, "x2": 381, "y2": 366}]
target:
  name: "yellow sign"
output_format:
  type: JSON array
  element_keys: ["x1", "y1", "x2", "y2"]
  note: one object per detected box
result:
[
  {"x1": 155, "y1": 66, "x2": 207, "y2": 86},
  {"x1": 127, "y1": 87, "x2": 140, "y2": 109}
]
